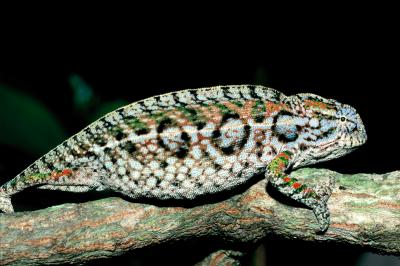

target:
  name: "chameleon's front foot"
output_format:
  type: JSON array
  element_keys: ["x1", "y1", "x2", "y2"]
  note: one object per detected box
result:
[
  {"x1": 0, "y1": 190, "x2": 14, "y2": 213},
  {"x1": 307, "y1": 199, "x2": 330, "y2": 233},
  {"x1": 267, "y1": 149, "x2": 336, "y2": 233},
  {"x1": 303, "y1": 174, "x2": 335, "y2": 233}
]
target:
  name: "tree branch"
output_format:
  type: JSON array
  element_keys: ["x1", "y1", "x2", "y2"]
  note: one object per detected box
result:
[{"x1": 0, "y1": 168, "x2": 399, "y2": 265}]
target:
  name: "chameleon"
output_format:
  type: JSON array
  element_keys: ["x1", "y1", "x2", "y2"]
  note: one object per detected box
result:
[{"x1": 0, "y1": 85, "x2": 367, "y2": 232}]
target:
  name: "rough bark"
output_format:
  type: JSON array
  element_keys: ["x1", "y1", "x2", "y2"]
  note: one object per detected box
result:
[{"x1": 0, "y1": 168, "x2": 399, "y2": 265}]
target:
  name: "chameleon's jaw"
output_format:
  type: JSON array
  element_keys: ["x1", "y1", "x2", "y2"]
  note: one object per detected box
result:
[{"x1": 343, "y1": 116, "x2": 367, "y2": 149}]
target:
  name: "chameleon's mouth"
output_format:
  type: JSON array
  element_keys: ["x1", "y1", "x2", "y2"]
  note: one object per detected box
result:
[{"x1": 319, "y1": 137, "x2": 340, "y2": 149}]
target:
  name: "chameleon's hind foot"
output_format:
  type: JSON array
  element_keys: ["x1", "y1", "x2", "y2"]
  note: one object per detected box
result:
[{"x1": 0, "y1": 190, "x2": 14, "y2": 213}]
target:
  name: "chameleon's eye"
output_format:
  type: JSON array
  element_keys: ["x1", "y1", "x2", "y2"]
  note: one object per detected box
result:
[{"x1": 340, "y1": 116, "x2": 346, "y2": 122}]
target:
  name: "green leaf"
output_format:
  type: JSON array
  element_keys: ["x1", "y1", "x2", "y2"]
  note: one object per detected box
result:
[{"x1": 0, "y1": 85, "x2": 67, "y2": 155}]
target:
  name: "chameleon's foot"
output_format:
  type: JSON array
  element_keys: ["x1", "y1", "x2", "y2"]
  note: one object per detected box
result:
[
  {"x1": 306, "y1": 174, "x2": 335, "y2": 233},
  {"x1": 312, "y1": 201, "x2": 330, "y2": 233},
  {"x1": 0, "y1": 191, "x2": 14, "y2": 213}
]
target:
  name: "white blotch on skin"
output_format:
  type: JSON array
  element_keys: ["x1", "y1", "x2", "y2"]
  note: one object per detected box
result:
[
  {"x1": 122, "y1": 175, "x2": 129, "y2": 183},
  {"x1": 182, "y1": 180, "x2": 195, "y2": 189},
  {"x1": 190, "y1": 167, "x2": 203, "y2": 178},
  {"x1": 117, "y1": 158, "x2": 125, "y2": 166},
  {"x1": 149, "y1": 161, "x2": 160, "y2": 170},
  {"x1": 147, "y1": 144, "x2": 157, "y2": 152},
  {"x1": 105, "y1": 161, "x2": 113, "y2": 169},
  {"x1": 214, "y1": 156, "x2": 225, "y2": 165},
  {"x1": 191, "y1": 145, "x2": 202, "y2": 160},
  {"x1": 309, "y1": 117, "x2": 319, "y2": 128},
  {"x1": 166, "y1": 165, "x2": 177, "y2": 174},
  {"x1": 204, "y1": 167, "x2": 215, "y2": 175},
  {"x1": 118, "y1": 167, "x2": 126, "y2": 175},
  {"x1": 139, "y1": 146, "x2": 149, "y2": 154},
  {"x1": 131, "y1": 171, "x2": 140, "y2": 179},
  {"x1": 129, "y1": 160, "x2": 143, "y2": 170},
  {"x1": 184, "y1": 158, "x2": 195, "y2": 168},
  {"x1": 232, "y1": 162, "x2": 243, "y2": 173},
  {"x1": 165, "y1": 173, "x2": 175, "y2": 181},
  {"x1": 179, "y1": 166, "x2": 188, "y2": 174},
  {"x1": 222, "y1": 163, "x2": 233, "y2": 170},
  {"x1": 226, "y1": 155, "x2": 237, "y2": 164},
  {"x1": 177, "y1": 173, "x2": 186, "y2": 181},
  {"x1": 218, "y1": 170, "x2": 229, "y2": 178},
  {"x1": 238, "y1": 151, "x2": 249, "y2": 161},
  {"x1": 142, "y1": 167, "x2": 152, "y2": 176},
  {"x1": 166, "y1": 157, "x2": 178, "y2": 165},
  {"x1": 160, "y1": 180, "x2": 170, "y2": 188},
  {"x1": 154, "y1": 169, "x2": 164, "y2": 177},
  {"x1": 146, "y1": 177, "x2": 157, "y2": 188}
]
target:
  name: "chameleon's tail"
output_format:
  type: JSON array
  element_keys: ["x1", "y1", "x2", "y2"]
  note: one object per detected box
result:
[{"x1": 0, "y1": 188, "x2": 14, "y2": 213}]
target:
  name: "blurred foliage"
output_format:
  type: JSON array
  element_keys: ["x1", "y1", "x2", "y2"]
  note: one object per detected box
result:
[
  {"x1": 69, "y1": 73, "x2": 128, "y2": 122},
  {"x1": 0, "y1": 85, "x2": 67, "y2": 155},
  {"x1": 69, "y1": 73, "x2": 95, "y2": 112},
  {"x1": 0, "y1": 75, "x2": 129, "y2": 156}
]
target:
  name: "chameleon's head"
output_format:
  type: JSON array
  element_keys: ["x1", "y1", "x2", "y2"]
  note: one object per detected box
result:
[{"x1": 288, "y1": 93, "x2": 367, "y2": 168}]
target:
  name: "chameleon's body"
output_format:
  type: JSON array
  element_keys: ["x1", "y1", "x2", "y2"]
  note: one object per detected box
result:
[{"x1": 0, "y1": 85, "x2": 367, "y2": 232}]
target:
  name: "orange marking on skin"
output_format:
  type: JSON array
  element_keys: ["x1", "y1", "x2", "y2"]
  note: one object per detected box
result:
[
  {"x1": 277, "y1": 160, "x2": 286, "y2": 170},
  {"x1": 180, "y1": 119, "x2": 192, "y2": 126},
  {"x1": 62, "y1": 169, "x2": 73, "y2": 176},
  {"x1": 222, "y1": 101, "x2": 242, "y2": 113},
  {"x1": 51, "y1": 169, "x2": 73, "y2": 180},
  {"x1": 283, "y1": 176, "x2": 291, "y2": 182},
  {"x1": 292, "y1": 182, "x2": 302, "y2": 189},
  {"x1": 278, "y1": 152, "x2": 290, "y2": 160},
  {"x1": 242, "y1": 100, "x2": 256, "y2": 119},
  {"x1": 265, "y1": 102, "x2": 284, "y2": 116},
  {"x1": 199, "y1": 105, "x2": 222, "y2": 124},
  {"x1": 140, "y1": 116, "x2": 156, "y2": 126},
  {"x1": 304, "y1": 99, "x2": 333, "y2": 110},
  {"x1": 254, "y1": 128, "x2": 265, "y2": 142},
  {"x1": 222, "y1": 100, "x2": 254, "y2": 119},
  {"x1": 196, "y1": 133, "x2": 207, "y2": 142}
]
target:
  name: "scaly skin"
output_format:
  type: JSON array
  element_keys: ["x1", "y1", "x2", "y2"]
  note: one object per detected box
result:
[{"x1": 0, "y1": 85, "x2": 367, "y2": 232}]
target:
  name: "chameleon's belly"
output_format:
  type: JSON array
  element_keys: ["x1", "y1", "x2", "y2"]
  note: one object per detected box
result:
[{"x1": 100, "y1": 139, "x2": 268, "y2": 200}]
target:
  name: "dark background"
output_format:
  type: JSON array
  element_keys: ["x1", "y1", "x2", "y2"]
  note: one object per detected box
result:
[{"x1": 0, "y1": 14, "x2": 399, "y2": 266}]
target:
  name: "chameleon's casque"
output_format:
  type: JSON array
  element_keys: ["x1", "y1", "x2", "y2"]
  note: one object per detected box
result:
[{"x1": 0, "y1": 85, "x2": 367, "y2": 232}]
